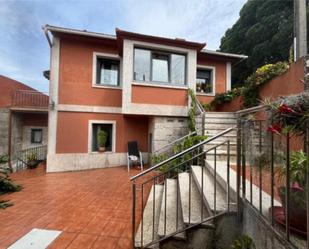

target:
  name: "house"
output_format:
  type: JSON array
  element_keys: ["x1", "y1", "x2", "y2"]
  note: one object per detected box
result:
[
  {"x1": 0, "y1": 75, "x2": 48, "y2": 170},
  {"x1": 43, "y1": 25, "x2": 247, "y2": 172}
]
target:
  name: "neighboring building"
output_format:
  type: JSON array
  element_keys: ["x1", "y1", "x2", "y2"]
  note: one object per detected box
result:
[
  {"x1": 43, "y1": 25, "x2": 247, "y2": 172},
  {"x1": 0, "y1": 75, "x2": 48, "y2": 169}
]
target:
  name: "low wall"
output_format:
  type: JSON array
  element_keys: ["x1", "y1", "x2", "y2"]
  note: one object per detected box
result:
[
  {"x1": 242, "y1": 203, "x2": 304, "y2": 249},
  {"x1": 215, "y1": 58, "x2": 305, "y2": 112}
]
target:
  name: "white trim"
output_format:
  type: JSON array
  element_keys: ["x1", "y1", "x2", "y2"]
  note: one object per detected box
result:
[
  {"x1": 132, "y1": 82, "x2": 188, "y2": 90},
  {"x1": 46, "y1": 152, "x2": 149, "y2": 172},
  {"x1": 57, "y1": 104, "x2": 122, "y2": 114},
  {"x1": 45, "y1": 25, "x2": 116, "y2": 40},
  {"x1": 125, "y1": 103, "x2": 188, "y2": 117},
  {"x1": 92, "y1": 52, "x2": 122, "y2": 88},
  {"x1": 196, "y1": 65, "x2": 216, "y2": 96},
  {"x1": 47, "y1": 37, "x2": 60, "y2": 155},
  {"x1": 201, "y1": 49, "x2": 248, "y2": 59},
  {"x1": 88, "y1": 120, "x2": 116, "y2": 153},
  {"x1": 226, "y1": 62, "x2": 232, "y2": 91}
]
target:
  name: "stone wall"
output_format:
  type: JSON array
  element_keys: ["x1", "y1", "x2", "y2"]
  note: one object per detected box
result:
[
  {"x1": 22, "y1": 126, "x2": 48, "y2": 150},
  {"x1": 11, "y1": 113, "x2": 23, "y2": 159},
  {"x1": 149, "y1": 116, "x2": 188, "y2": 152},
  {"x1": 242, "y1": 203, "x2": 304, "y2": 249},
  {"x1": 0, "y1": 108, "x2": 9, "y2": 155}
]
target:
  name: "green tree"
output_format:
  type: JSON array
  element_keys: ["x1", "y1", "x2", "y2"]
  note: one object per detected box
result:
[{"x1": 219, "y1": 0, "x2": 306, "y2": 87}]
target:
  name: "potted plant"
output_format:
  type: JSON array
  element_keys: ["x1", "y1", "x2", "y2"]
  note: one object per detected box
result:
[
  {"x1": 26, "y1": 152, "x2": 39, "y2": 169},
  {"x1": 266, "y1": 92, "x2": 309, "y2": 234},
  {"x1": 97, "y1": 130, "x2": 108, "y2": 152},
  {"x1": 275, "y1": 150, "x2": 307, "y2": 232}
]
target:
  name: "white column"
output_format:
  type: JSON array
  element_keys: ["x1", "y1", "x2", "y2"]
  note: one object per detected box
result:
[{"x1": 226, "y1": 61, "x2": 232, "y2": 91}]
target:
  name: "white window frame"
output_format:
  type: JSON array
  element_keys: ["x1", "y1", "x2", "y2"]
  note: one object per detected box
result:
[
  {"x1": 92, "y1": 52, "x2": 122, "y2": 89},
  {"x1": 196, "y1": 65, "x2": 216, "y2": 96},
  {"x1": 132, "y1": 47, "x2": 188, "y2": 88},
  {"x1": 88, "y1": 120, "x2": 116, "y2": 153}
]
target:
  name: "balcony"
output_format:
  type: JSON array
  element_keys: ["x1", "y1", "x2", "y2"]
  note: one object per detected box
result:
[{"x1": 11, "y1": 90, "x2": 49, "y2": 112}]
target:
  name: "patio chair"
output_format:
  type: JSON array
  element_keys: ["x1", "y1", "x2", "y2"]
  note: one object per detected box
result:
[{"x1": 127, "y1": 141, "x2": 143, "y2": 172}]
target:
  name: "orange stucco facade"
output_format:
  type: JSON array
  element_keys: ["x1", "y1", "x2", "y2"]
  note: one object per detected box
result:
[
  {"x1": 56, "y1": 112, "x2": 149, "y2": 154},
  {"x1": 131, "y1": 85, "x2": 188, "y2": 106},
  {"x1": 196, "y1": 55, "x2": 228, "y2": 105},
  {"x1": 58, "y1": 36, "x2": 122, "y2": 107}
]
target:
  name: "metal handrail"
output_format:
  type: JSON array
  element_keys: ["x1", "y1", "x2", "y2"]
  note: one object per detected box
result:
[
  {"x1": 235, "y1": 104, "x2": 266, "y2": 116},
  {"x1": 131, "y1": 126, "x2": 236, "y2": 181},
  {"x1": 152, "y1": 131, "x2": 197, "y2": 155}
]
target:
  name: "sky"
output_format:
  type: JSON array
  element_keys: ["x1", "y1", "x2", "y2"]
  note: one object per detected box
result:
[{"x1": 0, "y1": 0, "x2": 246, "y2": 92}]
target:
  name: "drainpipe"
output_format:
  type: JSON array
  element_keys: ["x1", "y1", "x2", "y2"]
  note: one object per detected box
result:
[{"x1": 42, "y1": 25, "x2": 52, "y2": 48}]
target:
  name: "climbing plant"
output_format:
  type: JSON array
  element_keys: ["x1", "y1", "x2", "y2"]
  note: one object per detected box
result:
[{"x1": 151, "y1": 89, "x2": 208, "y2": 173}]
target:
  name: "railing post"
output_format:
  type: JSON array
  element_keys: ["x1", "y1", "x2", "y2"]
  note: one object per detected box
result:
[
  {"x1": 236, "y1": 116, "x2": 242, "y2": 221},
  {"x1": 132, "y1": 181, "x2": 136, "y2": 248},
  {"x1": 305, "y1": 121, "x2": 309, "y2": 248},
  {"x1": 285, "y1": 133, "x2": 290, "y2": 241}
]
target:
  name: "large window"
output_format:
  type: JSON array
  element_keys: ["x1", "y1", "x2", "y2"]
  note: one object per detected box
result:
[
  {"x1": 196, "y1": 68, "x2": 214, "y2": 94},
  {"x1": 134, "y1": 48, "x2": 186, "y2": 85},
  {"x1": 96, "y1": 57, "x2": 120, "y2": 86},
  {"x1": 31, "y1": 129, "x2": 43, "y2": 144}
]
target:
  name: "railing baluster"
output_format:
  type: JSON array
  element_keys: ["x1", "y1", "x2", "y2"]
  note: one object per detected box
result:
[
  {"x1": 227, "y1": 140, "x2": 230, "y2": 212},
  {"x1": 236, "y1": 118, "x2": 242, "y2": 221},
  {"x1": 259, "y1": 120, "x2": 262, "y2": 214},
  {"x1": 201, "y1": 146, "x2": 204, "y2": 221},
  {"x1": 189, "y1": 168, "x2": 192, "y2": 225},
  {"x1": 305, "y1": 121, "x2": 309, "y2": 248},
  {"x1": 164, "y1": 174, "x2": 167, "y2": 236},
  {"x1": 152, "y1": 179, "x2": 156, "y2": 241},
  {"x1": 176, "y1": 173, "x2": 179, "y2": 231},
  {"x1": 285, "y1": 133, "x2": 290, "y2": 241},
  {"x1": 132, "y1": 181, "x2": 136, "y2": 248},
  {"x1": 141, "y1": 184, "x2": 144, "y2": 247},
  {"x1": 270, "y1": 132, "x2": 274, "y2": 226},
  {"x1": 214, "y1": 147, "x2": 217, "y2": 213}
]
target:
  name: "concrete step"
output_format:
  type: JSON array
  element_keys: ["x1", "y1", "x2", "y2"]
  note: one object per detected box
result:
[
  {"x1": 191, "y1": 165, "x2": 227, "y2": 213},
  {"x1": 135, "y1": 184, "x2": 164, "y2": 248},
  {"x1": 204, "y1": 112, "x2": 236, "y2": 118},
  {"x1": 178, "y1": 172, "x2": 209, "y2": 225},
  {"x1": 158, "y1": 179, "x2": 186, "y2": 240},
  {"x1": 203, "y1": 123, "x2": 237, "y2": 128},
  {"x1": 205, "y1": 160, "x2": 281, "y2": 216}
]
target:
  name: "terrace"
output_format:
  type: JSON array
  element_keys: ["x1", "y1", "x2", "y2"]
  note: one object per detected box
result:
[{"x1": 0, "y1": 164, "x2": 151, "y2": 249}]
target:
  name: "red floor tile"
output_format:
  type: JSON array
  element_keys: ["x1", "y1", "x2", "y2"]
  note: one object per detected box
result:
[{"x1": 0, "y1": 165, "x2": 150, "y2": 248}]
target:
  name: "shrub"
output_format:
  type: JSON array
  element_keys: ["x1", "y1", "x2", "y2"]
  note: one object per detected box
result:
[{"x1": 211, "y1": 61, "x2": 289, "y2": 108}]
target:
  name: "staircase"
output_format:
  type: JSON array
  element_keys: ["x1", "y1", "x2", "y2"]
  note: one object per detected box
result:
[
  {"x1": 196, "y1": 112, "x2": 237, "y2": 162},
  {"x1": 132, "y1": 128, "x2": 236, "y2": 249}
]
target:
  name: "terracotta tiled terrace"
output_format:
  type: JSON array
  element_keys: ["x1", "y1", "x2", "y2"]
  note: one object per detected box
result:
[{"x1": 0, "y1": 164, "x2": 148, "y2": 249}]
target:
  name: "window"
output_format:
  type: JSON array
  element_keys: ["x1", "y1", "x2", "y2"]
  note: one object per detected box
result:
[
  {"x1": 31, "y1": 129, "x2": 42, "y2": 144},
  {"x1": 152, "y1": 52, "x2": 169, "y2": 82},
  {"x1": 134, "y1": 49, "x2": 151, "y2": 81},
  {"x1": 91, "y1": 123, "x2": 113, "y2": 152},
  {"x1": 196, "y1": 69, "x2": 214, "y2": 94},
  {"x1": 96, "y1": 57, "x2": 120, "y2": 86},
  {"x1": 134, "y1": 48, "x2": 186, "y2": 85}
]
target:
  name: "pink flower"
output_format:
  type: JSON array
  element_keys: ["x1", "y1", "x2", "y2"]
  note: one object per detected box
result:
[{"x1": 267, "y1": 124, "x2": 282, "y2": 134}]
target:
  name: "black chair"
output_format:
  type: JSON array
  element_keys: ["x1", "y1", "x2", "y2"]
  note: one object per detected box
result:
[{"x1": 127, "y1": 141, "x2": 143, "y2": 172}]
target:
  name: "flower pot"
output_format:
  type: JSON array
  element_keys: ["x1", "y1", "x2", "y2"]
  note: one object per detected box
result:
[
  {"x1": 98, "y1": 147, "x2": 106, "y2": 153},
  {"x1": 27, "y1": 160, "x2": 39, "y2": 169},
  {"x1": 278, "y1": 186, "x2": 307, "y2": 232}
]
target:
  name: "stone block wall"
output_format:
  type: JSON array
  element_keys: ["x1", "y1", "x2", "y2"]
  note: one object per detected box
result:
[
  {"x1": 149, "y1": 116, "x2": 188, "y2": 152},
  {"x1": 0, "y1": 108, "x2": 9, "y2": 155}
]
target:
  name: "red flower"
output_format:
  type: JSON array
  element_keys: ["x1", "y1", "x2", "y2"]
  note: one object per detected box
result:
[
  {"x1": 278, "y1": 103, "x2": 295, "y2": 114},
  {"x1": 267, "y1": 124, "x2": 282, "y2": 134}
]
